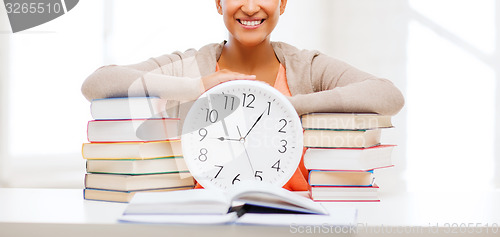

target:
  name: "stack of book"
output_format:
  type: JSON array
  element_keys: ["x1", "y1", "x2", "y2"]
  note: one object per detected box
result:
[
  {"x1": 302, "y1": 113, "x2": 395, "y2": 202},
  {"x1": 82, "y1": 97, "x2": 195, "y2": 203}
]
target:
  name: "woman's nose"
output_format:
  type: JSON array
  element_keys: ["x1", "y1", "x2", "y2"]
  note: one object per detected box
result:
[{"x1": 241, "y1": 0, "x2": 260, "y2": 16}]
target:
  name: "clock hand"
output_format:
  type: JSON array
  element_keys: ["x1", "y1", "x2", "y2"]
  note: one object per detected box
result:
[
  {"x1": 219, "y1": 119, "x2": 239, "y2": 164},
  {"x1": 237, "y1": 126, "x2": 243, "y2": 139},
  {"x1": 215, "y1": 137, "x2": 240, "y2": 141},
  {"x1": 215, "y1": 122, "x2": 245, "y2": 142},
  {"x1": 243, "y1": 108, "x2": 267, "y2": 139},
  {"x1": 236, "y1": 125, "x2": 255, "y2": 174},
  {"x1": 240, "y1": 140, "x2": 256, "y2": 175}
]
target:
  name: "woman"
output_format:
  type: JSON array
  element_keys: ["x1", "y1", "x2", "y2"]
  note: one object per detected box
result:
[{"x1": 81, "y1": 0, "x2": 405, "y2": 191}]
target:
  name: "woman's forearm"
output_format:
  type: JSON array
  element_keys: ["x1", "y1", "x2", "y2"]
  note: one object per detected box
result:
[
  {"x1": 81, "y1": 65, "x2": 204, "y2": 102},
  {"x1": 289, "y1": 78, "x2": 404, "y2": 116}
]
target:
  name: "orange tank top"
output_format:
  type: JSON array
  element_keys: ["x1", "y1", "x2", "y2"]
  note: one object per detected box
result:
[{"x1": 195, "y1": 64, "x2": 309, "y2": 191}]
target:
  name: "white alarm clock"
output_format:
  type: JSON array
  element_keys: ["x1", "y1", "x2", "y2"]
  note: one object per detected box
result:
[{"x1": 181, "y1": 80, "x2": 303, "y2": 190}]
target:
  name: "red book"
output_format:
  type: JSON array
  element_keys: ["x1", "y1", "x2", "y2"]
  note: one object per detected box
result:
[{"x1": 310, "y1": 184, "x2": 380, "y2": 202}]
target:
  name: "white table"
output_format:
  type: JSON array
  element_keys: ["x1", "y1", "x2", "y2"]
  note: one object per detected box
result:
[{"x1": 0, "y1": 188, "x2": 499, "y2": 237}]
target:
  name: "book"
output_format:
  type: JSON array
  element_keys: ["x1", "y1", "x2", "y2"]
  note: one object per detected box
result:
[
  {"x1": 120, "y1": 208, "x2": 357, "y2": 226},
  {"x1": 84, "y1": 173, "x2": 194, "y2": 191},
  {"x1": 86, "y1": 157, "x2": 189, "y2": 175},
  {"x1": 87, "y1": 118, "x2": 179, "y2": 142},
  {"x1": 82, "y1": 140, "x2": 182, "y2": 160},
  {"x1": 301, "y1": 113, "x2": 392, "y2": 130},
  {"x1": 233, "y1": 210, "x2": 357, "y2": 226},
  {"x1": 91, "y1": 97, "x2": 170, "y2": 120},
  {"x1": 310, "y1": 184, "x2": 380, "y2": 202},
  {"x1": 308, "y1": 170, "x2": 374, "y2": 186},
  {"x1": 83, "y1": 187, "x2": 194, "y2": 203},
  {"x1": 303, "y1": 145, "x2": 395, "y2": 171},
  {"x1": 303, "y1": 129, "x2": 381, "y2": 148},
  {"x1": 123, "y1": 183, "x2": 327, "y2": 215},
  {"x1": 118, "y1": 182, "x2": 357, "y2": 225}
]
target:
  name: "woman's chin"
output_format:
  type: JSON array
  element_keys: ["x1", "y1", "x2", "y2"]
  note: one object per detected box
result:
[{"x1": 234, "y1": 35, "x2": 270, "y2": 47}]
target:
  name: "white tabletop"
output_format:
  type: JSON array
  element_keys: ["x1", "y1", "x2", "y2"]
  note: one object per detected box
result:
[{"x1": 0, "y1": 188, "x2": 499, "y2": 236}]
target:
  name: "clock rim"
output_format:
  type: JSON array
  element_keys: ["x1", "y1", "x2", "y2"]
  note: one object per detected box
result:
[{"x1": 181, "y1": 80, "x2": 303, "y2": 190}]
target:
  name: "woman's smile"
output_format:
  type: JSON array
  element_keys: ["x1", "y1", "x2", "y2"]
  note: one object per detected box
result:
[
  {"x1": 237, "y1": 18, "x2": 265, "y2": 29},
  {"x1": 218, "y1": 0, "x2": 285, "y2": 46}
]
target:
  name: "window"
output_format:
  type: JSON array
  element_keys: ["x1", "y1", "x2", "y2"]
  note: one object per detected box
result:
[{"x1": 406, "y1": 0, "x2": 496, "y2": 191}]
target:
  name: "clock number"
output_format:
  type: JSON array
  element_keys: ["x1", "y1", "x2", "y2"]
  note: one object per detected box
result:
[
  {"x1": 278, "y1": 139, "x2": 287, "y2": 153},
  {"x1": 214, "y1": 165, "x2": 223, "y2": 178},
  {"x1": 267, "y1": 102, "x2": 271, "y2": 115},
  {"x1": 198, "y1": 148, "x2": 208, "y2": 162},
  {"x1": 232, "y1": 174, "x2": 241, "y2": 185},
  {"x1": 224, "y1": 96, "x2": 235, "y2": 110},
  {"x1": 205, "y1": 109, "x2": 218, "y2": 123},
  {"x1": 272, "y1": 160, "x2": 281, "y2": 172},
  {"x1": 255, "y1": 170, "x2": 263, "y2": 181},
  {"x1": 198, "y1": 128, "x2": 207, "y2": 141},
  {"x1": 278, "y1": 119, "x2": 287, "y2": 133},
  {"x1": 242, "y1": 93, "x2": 255, "y2": 108}
]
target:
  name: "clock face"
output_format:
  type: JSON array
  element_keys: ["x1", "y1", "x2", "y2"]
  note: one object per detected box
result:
[{"x1": 181, "y1": 80, "x2": 303, "y2": 191}]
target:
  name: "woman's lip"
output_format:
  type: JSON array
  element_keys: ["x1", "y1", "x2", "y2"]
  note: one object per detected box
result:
[{"x1": 237, "y1": 19, "x2": 265, "y2": 29}]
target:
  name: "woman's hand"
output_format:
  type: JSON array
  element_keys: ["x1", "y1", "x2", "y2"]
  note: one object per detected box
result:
[{"x1": 201, "y1": 69, "x2": 256, "y2": 91}]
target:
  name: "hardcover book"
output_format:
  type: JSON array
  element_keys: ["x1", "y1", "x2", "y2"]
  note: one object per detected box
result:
[
  {"x1": 82, "y1": 140, "x2": 182, "y2": 160},
  {"x1": 308, "y1": 170, "x2": 374, "y2": 186},
  {"x1": 91, "y1": 97, "x2": 170, "y2": 120},
  {"x1": 87, "y1": 118, "x2": 179, "y2": 142},
  {"x1": 86, "y1": 157, "x2": 189, "y2": 175},
  {"x1": 118, "y1": 182, "x2": 357, "y2": 225},
  {"x1": 301, "y1": 113, "x2": 392, "y2": 130},
  {"x1": 84, "y1": 173, "x2": 194, "y2": 191},
  {"x1": 303, "y1": 129, "x2": 381, "y2": 148},
  {"x1": 84, "y1": 186, "x2": 194, "y2": 203},
  {"x1": 310, "y1": 184, "x2": 380, "y2": 202},
  {"x1": 304, "y1": 145, "x2": 395, "y2": 171}
]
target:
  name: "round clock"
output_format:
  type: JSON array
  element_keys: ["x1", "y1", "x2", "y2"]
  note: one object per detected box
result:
[{"x1": 181, "y1": 80, "x2": 303, "y2": 191}]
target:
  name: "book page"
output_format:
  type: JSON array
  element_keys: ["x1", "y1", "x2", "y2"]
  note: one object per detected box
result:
[
  {"x1": 235, "y1": 207, "x2": 357, "y2": 226},
  {"x1": 229, "y1": 181, "x2": 328, "y2": 215},
  {"x1": 119, "y1": 212, "x2": 239, "y2": 225},
  {"x1": 124, "y1": 189, "x2": 230, "y2": 215}
]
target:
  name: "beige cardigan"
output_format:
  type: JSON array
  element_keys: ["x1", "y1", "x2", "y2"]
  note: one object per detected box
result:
[{"x1": 82, "y1": 41, "x2": 404, "y2": 116}]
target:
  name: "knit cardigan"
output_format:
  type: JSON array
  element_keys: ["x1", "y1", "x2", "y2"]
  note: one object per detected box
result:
[{"x1": 82, "y1": 41, "x2": 405, "y2": 116}]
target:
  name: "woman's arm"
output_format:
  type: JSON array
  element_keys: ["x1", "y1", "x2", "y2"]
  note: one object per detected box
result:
[
  {"x1": 81, "y1": 63, "x2": 204, "y2": 101},
  {"x1": 289, "y1": 54, "x2": 405, "y2": 116},
  {"x1": 81, "y1": 56, "x2": 255, "y2": 102}
]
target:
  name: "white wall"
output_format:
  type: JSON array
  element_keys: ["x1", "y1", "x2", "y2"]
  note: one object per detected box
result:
[
  {"x1": 0, "y1": 4, "x2": 11, "y2": 187},
  {"x1": 0, "y1": 1, "x2": 103, "y2": 188}
]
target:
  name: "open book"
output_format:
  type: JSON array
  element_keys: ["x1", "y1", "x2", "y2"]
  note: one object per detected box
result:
[{"x1": 119, "y1": 182, "x2": 356, "y2": 225}]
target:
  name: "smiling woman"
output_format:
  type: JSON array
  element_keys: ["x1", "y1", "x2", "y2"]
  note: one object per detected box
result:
[
  {"x1": 218, "y1": 0, "x2": 284, "y2": 46},
  {"x1": 216, "y1": 0, "x2": 284, "y2": 86},
  {"x1": 81, "y1": 0, "x2": 405, "y2": 191}
]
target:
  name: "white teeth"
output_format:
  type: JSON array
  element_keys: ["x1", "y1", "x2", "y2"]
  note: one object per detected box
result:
[{"x1": 240, "y1": 20, "x2": 261, "y2": 26}]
